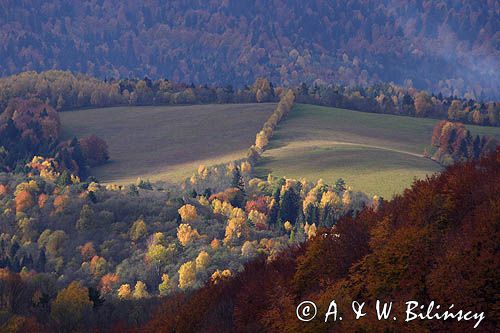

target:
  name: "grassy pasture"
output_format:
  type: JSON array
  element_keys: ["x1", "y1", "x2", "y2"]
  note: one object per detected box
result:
[
  {"x1": 254, "y1": 104, "x2": 500, "y2": 198},
  {"x1": 61, "y1": 103, "x2": 276, "y2": 183}
]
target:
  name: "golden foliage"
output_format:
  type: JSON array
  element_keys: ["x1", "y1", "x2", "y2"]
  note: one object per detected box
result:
[
  {"x1": 240, "y1": 161, "x2": 252, "y2": 174},
  {"x1": 133, "y1": 281, "x2": 150, "y2": 299},
  {"x1": 178, "y1": 204, "x2": 198, "y2": 222},
  {"x1": 177, "y1": 224, "x2": 200, "y2": 246},
  {"x1": 51, "y1": 281, "x2": 92, "y2": 327},
  {"x1": 195, "y1": 251, "x2": 210, "y2": 271},
  {"x1": 248, "y1": 209, "x2": 267, "y2": 229},
  {"x1": 211, "y1": 269, "x2": 232, "y2": 284},
  {"x1": 117, "y1": 284, "x2": 132, "y2": 299},
  {"x1": 304, "y1": 223, "x2": 317, "y2": 239},
  {"x1": 224, "y1": 208, "x2": 250, "y2": 245},
  {"x1": 178, "y1": 261, "x2": 197, "y2": 289}
]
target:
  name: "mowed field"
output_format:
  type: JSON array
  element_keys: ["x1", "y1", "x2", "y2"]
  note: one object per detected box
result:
[
  {"x1": 254, "y1": 104, "x2": 500, "y2": 198},
  {"x1": 61, "y1": 103, "x2": 276, "y2": 183}
]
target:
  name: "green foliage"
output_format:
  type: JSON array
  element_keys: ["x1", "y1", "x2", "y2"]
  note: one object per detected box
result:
[
  {"x1": 76, "y1": 205, "x2": 94, "y2": 231},
  {"x1": 129, "y1": 219, "x2": 147, "y2": 242},
  {"x1": 279, "y1": 187, "x2": 300, "y2": 226}
]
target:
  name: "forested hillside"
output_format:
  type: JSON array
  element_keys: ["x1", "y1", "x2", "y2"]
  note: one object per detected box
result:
[
  {"x1": 0, "y1": 1, "x2": 498, "y2": 99},
  {"x1": 145, "y1": 149, "x2": 500, "y2": 332}
]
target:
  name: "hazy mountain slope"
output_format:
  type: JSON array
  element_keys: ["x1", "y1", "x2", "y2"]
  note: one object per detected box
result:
[{"x1": 0, "y1": 0, "x2": 498, "y2": 98}]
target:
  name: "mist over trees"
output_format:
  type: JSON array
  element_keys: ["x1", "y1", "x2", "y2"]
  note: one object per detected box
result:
[{"x1": 0, "y1": 1, "x2": 498, "y2": 99}]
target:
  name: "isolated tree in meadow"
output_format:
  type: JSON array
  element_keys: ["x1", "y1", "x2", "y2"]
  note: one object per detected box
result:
[{"x1": 79, "y1": 135, "x2": 109, "y2": 166}]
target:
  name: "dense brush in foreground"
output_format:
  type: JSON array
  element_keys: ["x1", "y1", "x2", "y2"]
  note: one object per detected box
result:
[{"x1": 144, "y1": 149, "x2": 500, "y2": 332}]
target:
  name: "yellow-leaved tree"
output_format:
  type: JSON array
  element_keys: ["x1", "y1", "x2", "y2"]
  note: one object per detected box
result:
[
  {"x1": 177, "y1": 224, "x2": 200, "y2": 246},
  {"x1": 224, "y1": 208, "x2": 250, "y2": 245},
  {"x1": 195, "y1": 250, "x2": 210, "y2": 271},
  {"x1": 178, "y1": 204, "x2": 198, "y2": 222},
  {"x1": 178, "y1": 261, "x2": 197, "y2": 289},
  {"x1": 51, "y1": 281, "x2": 92, "y2": 332},
  {"x1": 117, "y1": 284, "x2": 132, "y2": 299},
  {"x1": 133, "y1": 281, "x2": 150, "y2": 299}
]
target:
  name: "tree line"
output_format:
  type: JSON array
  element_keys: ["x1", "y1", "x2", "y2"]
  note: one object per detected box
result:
[
  {"x1": 295, "y1": 82, "x2": 500, "y2": 126},
  {"x1": 0, "y1": 71, "x2": 278, "y2": 112}
]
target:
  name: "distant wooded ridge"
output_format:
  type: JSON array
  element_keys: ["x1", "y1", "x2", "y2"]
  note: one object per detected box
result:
[
  {"x1": 0, "y1": 1, "x2": 498, "y2": 99},
  {"x1": 1, "y1": 71, "x2": 498, "y2": 127}
]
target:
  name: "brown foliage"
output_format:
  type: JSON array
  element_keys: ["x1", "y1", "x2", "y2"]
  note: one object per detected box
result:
[
  {"x1": 0, "y1": 2, "x2": 498, "y2": 99},
  {"x1": 429, "y1": 120, "x2": 498, "y2": 165},
  {"x1": 2, "y1": 98, "x2": 60, "y2": 142},
  {"x1": 245, "y1": 196, "x2": 271, "y2": 215},
  {"x1": 144, "y1": 149, "x2": 500, "y2": 332},
  {"x1": 79, "y1": 135, "x2": 109, "y2": 166}
]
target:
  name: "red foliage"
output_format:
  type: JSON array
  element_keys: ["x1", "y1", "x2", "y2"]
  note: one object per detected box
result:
[
  {"x1": 37, "y1": 193, "x2": 48, "y2": 208},
  {"x1": 2, "y1": 98, "x2": 60, "y2": 142},
  {"x1": 245, "y1": 196, "x2": 271, "y2": 214},
  {"x1": 0, "y1": 184, "x2": 8, "y2": 196},
  {"x1": 144, "y1": 149, "x2": 500, "y2": 332},
  {"x1": 15, "y1": 190, "x2": 33, "y2": 213},
  {"x1": 209, "y1": 188, "x2": 245, "y2": 207}
]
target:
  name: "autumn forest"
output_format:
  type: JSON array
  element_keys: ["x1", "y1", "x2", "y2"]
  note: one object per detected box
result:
[{"x1": 0, "y1": 1, "x2": 499, "y2": 332}]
